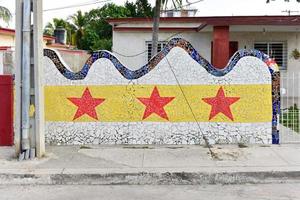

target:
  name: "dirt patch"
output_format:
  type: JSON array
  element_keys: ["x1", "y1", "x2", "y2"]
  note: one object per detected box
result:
[{"x1": 211, "y1": 147, "x2": 245, "y2": 161}]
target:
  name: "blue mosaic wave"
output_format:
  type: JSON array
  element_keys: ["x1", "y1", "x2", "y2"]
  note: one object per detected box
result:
[{"x1": 43, "y1": 38, "x2": 275, "y2": 81}]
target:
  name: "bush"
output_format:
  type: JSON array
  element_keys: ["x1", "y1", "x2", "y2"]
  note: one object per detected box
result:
[{"x1": 280, "y1": 104, "x2": 299, "y2": 133}]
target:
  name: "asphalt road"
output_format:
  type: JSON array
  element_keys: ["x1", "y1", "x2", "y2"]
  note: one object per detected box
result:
[{"x1": 0, "y1": 183, "x2": 299, "y2": 200}]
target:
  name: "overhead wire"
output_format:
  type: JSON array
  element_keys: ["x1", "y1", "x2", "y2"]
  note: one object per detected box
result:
[
  {"x1": 112, "y1": 0, "x2": 205, "y2": 57},
  {"x1": 111, "y1": 22, "x2": 215, "y2": 157},
  {"x1": 112, "y1": 31, "x2": 186, "y2": 57},
  {"x1": 43, "y1": 0, "x2": 112, "y2": 12},
  {"x1": 11, "y1": 0, "x2": 112, "y2": 15},
  {"x1": 164, "y1": 56, "x2": 216, "y2": 159},
  {"x1": 46, "y1": 0, "x2": 214, "y2": 153}
]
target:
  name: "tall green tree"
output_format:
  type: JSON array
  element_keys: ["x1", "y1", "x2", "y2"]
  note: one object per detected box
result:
[
  {"x1": 136, "y1": 0, "x2": 153, "y2": 16},
  {"x1": 82, "y1": 0, "x2": 153, "y2": 50},
  {"x1": 80, "y1": 3, "x2": 131, "y2": 50},
  {"x1": 43, "y1": 0, "x2": 154, "y2": 50},
  {"x1": 0, "y1": 6, "x2": 12, "y2": 25},
  {"x1": 124, "y1": 1, "x2": 137, "y2": 17},
  {"x1": 125, "y1": 0, "x2": 153, "y2": 17},
  {"x1": 43, "y1": 18, "x2": 76, "y2": 45},
  {"x1": 69, "y1": 11, "x2": 87, "y2": 49}
]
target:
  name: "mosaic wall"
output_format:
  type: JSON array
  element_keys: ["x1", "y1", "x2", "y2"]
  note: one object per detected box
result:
[{"x1": 43, "y1": 38, "x2": 280, "y2": 145}]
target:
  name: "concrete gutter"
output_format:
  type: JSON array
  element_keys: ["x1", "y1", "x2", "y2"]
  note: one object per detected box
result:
[
  {"x1": 1, "y1": 170, "x2": 300, "y2": 185},
  {"x1": 1, "y1": 144, "x2": 300, "y2": 185}
]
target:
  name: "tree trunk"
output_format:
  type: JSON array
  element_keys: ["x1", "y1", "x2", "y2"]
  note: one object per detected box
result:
[{"x1": 151, "y1": 0, "x2": 161, "y2": 58}]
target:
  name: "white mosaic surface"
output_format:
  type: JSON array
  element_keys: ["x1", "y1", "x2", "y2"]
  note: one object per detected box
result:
[
  {"x1": 44, "y1": 47, "x2": 271, "y2": 86},
  {"x1": 45, "y1": 122, "x2": 272, "y2": 145},
  {"x1": 44, "y1": 47, "x2": 272, "y2": 145}
]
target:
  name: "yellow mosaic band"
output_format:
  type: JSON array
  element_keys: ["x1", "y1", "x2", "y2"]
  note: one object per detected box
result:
[{"x1": 45, "y1": 84, "x2": 272, "y2": 123}]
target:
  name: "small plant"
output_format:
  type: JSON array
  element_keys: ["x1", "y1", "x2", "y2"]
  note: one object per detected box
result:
[
  {"x1": 291, "y1": 48, "x2": 300, "y2": 60},
  {"x1": 280, "y1": 104, "x2": 299, "y2": 133}
]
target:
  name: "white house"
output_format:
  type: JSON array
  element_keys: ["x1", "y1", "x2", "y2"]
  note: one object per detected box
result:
[
  {"x1": 108, "y1": 15, "x2": 300, "y2": 74},
  {"x1": 108, "y1": 16, "x2": 300, "y2": 137}
]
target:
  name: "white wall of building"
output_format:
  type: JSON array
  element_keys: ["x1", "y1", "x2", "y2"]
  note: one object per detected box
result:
[
  {"x1": 0, "y1": 34, "x2": 15, "y2": 47},
  {"x1": 112, "y1": 30, "x2": 300, "y2": 74},
  {"x1": 112, "y1": 29, "x2": 300, "y2": 101},
  {"x1": 230, "y1": 32, "x2": 300, "y2": 99},
  {"x1": 230, "y1": 32, "x2": 300, "y2": 74},
  {"x1": 112, "y1": 31, "x2": 212, "y2": 70}
]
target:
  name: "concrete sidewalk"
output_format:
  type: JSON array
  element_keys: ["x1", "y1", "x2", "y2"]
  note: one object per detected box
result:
[{"x1": 1, "y1": 144, "x2": 300, "y2": 185}]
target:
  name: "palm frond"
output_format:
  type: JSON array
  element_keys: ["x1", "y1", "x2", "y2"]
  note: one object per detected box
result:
[{"x1": 0, "y1": 6, "x2": 12, "y2": 24}]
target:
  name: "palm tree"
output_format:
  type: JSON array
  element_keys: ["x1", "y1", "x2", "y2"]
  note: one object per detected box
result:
[
  {"x1": 69, "y1": 10, "x2": 86, "y2": 49},
  {"x1": 0, "y1": 6, "x2": 12, "y2": 25},
  {"x1": 43, "y1": 18, "x2": 76, "y2": 45}
]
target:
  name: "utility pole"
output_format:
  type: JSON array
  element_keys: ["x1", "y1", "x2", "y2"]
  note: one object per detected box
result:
[
  {"x1": 15, "y1": 0, "x2": 45, "y2": 160},
  {"x1": 151, "y1": 0, "x2": 161, "y2": 58}
]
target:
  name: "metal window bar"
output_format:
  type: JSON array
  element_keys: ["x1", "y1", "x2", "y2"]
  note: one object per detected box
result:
[
  {"x1": 280, "y1": 72, "x2": 300, "y2": 143},
  {"x1": 254, "y1": 42, "x2": 287, "y2": 70},
  {"x1": 146, "y1": 41, "x2": 168, "y2": 61}
]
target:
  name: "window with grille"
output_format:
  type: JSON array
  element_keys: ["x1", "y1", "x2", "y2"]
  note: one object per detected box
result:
[
  {"x1": 146, "y1": 41, "x2": 167, "y2": 61},
  {"x1": 254, "y1": 42, "x2": 287, "y2": 70}
]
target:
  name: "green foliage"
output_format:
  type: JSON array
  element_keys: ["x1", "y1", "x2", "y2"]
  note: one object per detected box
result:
[
  {"x1": 78, "y1": 25, "x2": 111, "y2": 51},
  {"x1": 291, "y1": 48, "x2": 300, "y2": 60},
  {"x1": 43, "y1": 22, "x2": 54, "y2": 36},
  {"x1": 280, "y1": 104, "x2": 300, "y2": 133},
  {"x1": 0, "y1": 6, "x2": 12, "y2": 25},
  {"x1": 69, "y1": 10, "x2": 87, "y2": 48},
  {"x1": 43, "y1": 18, "x2": 76, "y2": 45},
  {"x1": 124, "y1": 1, "x2": 137, "y2": 17},
  {"x1": 125, "y1": 0, "x2": 154, "y2": 17},
  {"x1": 136, "y1": 0, "x2": 153, "y2": 16},
  {"x1": 92, "y1": 38, "x2": 112, "y2": 51},
  {"x1": 53, "y1": 18, "x2": 69, "y2": 28},
  {"x1": 78, "y1": 27, "x2": 99, "y2": 50},
  {"x1": 43, "y1": 0, "x2": 153, "y2": 51},
  {"x1": 85, "y1": 3, "x2": 131, "y2": 39}
]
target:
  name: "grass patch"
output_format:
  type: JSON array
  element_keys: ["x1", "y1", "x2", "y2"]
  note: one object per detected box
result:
[{"x1": 280, "y1": 104, "x2": 299, "y2": 133}]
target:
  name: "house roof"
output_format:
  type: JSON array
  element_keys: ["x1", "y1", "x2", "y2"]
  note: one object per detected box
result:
[
  {"x1": 0, "y1": 27, "x2": 56, "y2": 41},
  {"x1": 107, "y1": 15, "x2": 300, "y2": 26},
  {"x1": 0, "y1": 46, "x2": 12, "y2": 51},
  {"x1": 0, "y1": 28, "x2": 15, "y2": 35}
]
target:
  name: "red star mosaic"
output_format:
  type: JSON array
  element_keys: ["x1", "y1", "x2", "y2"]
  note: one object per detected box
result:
[
  {"x1": 137, "y1": 86, "x2": 175, "y2": 120},
  {"x1": 202, "y1": 87, "x2": 240, "y2": 121},
  {"x1": 67, "y1": 87, "x2": 105, "y2": 120}
]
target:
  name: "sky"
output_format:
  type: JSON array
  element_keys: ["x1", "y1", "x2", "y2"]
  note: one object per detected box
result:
[{"x1": 0, "y1": 0, "x2": 300, "y2": 28}]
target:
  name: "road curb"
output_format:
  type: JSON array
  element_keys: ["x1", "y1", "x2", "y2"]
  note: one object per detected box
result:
[{"x1": 1, "y1": 171, "x2": 300, "y2": 185}]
